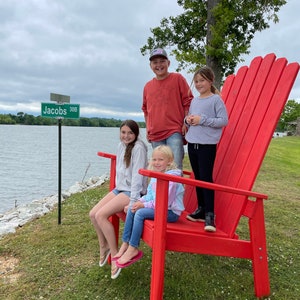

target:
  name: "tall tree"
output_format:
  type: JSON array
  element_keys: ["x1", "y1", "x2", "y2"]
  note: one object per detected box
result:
[{"x1": 141, "y1": 0, "x2": 286, "y2": 88}]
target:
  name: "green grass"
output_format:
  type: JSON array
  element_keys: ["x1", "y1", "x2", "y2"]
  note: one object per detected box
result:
[{"x1": 0, "y1": 137, "x2": 299, "y2": 299}]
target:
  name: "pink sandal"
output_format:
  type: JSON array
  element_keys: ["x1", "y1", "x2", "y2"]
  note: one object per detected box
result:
[{"x1": 116, "y1": 250, "x2": 143, "y2": 268}]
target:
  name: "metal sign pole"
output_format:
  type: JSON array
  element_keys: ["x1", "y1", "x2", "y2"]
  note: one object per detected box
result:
[
  {"x1": 41, "y1": 93, "x2": 80, "y2": 225},
  {"x1": 58, "y1": 118, "x2": 62, "y2": 224}
]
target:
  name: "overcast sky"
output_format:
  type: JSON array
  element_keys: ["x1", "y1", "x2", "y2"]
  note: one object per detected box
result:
[{"x1": 0, "y1": 0, "x2": 299, "y2": 121}]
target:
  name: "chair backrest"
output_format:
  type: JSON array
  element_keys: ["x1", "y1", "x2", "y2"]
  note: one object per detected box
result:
[{"x1": 184, "y1": 53, "x2": 299, "y2": 237}]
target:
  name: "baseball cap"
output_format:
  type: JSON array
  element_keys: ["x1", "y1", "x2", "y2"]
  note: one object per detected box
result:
[{"x1": 149, "y1": 48, "x2": 168, "y2": 60}]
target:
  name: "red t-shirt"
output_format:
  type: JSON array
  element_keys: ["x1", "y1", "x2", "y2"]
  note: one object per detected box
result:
[{"x1": 142, "y1": 73, "x2": 192, "y2": 141}]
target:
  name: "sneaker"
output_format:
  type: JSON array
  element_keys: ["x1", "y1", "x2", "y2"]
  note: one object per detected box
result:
[
  {"x1": 204, "y1": 212, "x2": 216, "y2": 232},
  {"x1": 186, "y1": 207, "x2": 205, "y2": 222}
]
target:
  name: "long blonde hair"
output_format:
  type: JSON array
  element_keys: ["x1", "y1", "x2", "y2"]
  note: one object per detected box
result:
[{"x1": 148, "y1": 145, "x2": 177, "y2": 171}]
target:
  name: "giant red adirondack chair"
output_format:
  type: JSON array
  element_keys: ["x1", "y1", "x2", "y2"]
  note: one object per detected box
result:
[{"x1": 98, "y1": 53, "x2": 299, "y2": 299}]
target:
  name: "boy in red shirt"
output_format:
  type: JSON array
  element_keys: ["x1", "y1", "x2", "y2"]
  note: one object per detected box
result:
[{"x1": 142, "y1": 48, "x2": 193, "y2": 169}]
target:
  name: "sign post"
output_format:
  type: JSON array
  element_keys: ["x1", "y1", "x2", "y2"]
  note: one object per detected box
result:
[
  {"x1": 58, "y1": 117, "x2": 62, "y2": 225},
  {"x1": 41, "y1": 93, "x2": 80, "y2": 224}
]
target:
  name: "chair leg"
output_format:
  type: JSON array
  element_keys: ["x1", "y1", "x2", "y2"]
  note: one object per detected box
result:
[
  {"x1": 249, "y1": 199, "x2": 270, "y2": 297},
  {"x1": 150, "y1": 179, "x2": 169, "y2": 300},
  {"x1": 150, "y1": 244, "x2": 166, "y2": 300}
]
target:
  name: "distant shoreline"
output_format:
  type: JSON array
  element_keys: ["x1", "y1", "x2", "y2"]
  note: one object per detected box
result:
[{"x1": 0, "y1": 114, "x2": 146, "y2": 127}]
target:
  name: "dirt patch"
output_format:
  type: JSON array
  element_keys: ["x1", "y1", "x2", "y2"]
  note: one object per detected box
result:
[{"x1": 0, "y1": 256, "x2": 20, "y2": 284}]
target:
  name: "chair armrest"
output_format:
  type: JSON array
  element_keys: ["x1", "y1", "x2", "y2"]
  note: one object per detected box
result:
[
  {"x1": 97, "y1": 152, "x2": 117, "y2": 191},
  {"x1": 97, "y1": 152, "x2": 116, "y2": 160},
  {"x1": 139, "y1": 169, "x2": 268, "y2": 200}
]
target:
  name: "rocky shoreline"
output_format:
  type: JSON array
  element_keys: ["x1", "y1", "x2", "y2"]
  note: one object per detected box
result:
[{"x1": 0, "y1": 174, "x2": 108, "y2": 238}]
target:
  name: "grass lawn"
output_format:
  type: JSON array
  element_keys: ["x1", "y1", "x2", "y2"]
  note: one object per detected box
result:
[{"x1": 0, "y1": 136, "x2": 299, "y2": 300}]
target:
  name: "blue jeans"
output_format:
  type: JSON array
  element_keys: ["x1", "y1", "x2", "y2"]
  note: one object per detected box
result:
[
  {"x1": 112, "y1": 188, "x2": 130, "y2": 197},
  {"x1": 151, "y1": 132, "x2": 184, "y2": 169},
  {"x1": 122, "y1": 208, "x2": 179, "y2": 248}
]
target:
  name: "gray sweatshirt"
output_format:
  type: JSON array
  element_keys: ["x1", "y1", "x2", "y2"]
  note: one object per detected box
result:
[
  {"x1": 115, "y1": 139, "x2": 148, "y2": 205},
  {"x1": 185, "y1": 94, "x2": 228, "y2": 144}
]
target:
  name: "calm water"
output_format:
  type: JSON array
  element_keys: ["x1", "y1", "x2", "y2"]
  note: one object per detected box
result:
[{"x1": 0, "y1": 125, "x2": 148, "y2": 214}]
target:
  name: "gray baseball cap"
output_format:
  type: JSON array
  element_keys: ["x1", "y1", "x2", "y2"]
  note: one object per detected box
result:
[{"x1": 149, "y1": 48, "x2": 168, "y2": 60}]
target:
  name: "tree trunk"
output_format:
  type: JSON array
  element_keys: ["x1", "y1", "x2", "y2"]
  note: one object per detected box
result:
[{"x1": 206, "y1": 0, "x2": 222, "y2": 90}]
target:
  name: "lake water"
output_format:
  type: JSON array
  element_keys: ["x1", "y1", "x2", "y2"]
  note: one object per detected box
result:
[{"x1": 0, "y1": 125, "x2": 149, "y2": 214}]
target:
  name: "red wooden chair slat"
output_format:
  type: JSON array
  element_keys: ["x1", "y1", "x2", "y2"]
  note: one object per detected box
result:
[
  {"x1": 215, "y1": 54, "x2": 285, "y2": 235},
  {"x1": 97, "y1": 53, "x2": 299, "y2": 299}
]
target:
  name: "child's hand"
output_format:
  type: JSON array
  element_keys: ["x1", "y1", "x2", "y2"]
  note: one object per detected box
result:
[
  {"x1": 124, "y1": 205, "x2": 129, "y2": 213},
  {"x1": 189, "y1": 115, "x2": 200, "y2": 126},
  {"x1": 131, "y1": 201, "x2": 144, "y2": 212},
  {"x1": 186, "y1": 115, "x2": 193, "y2": 125}
]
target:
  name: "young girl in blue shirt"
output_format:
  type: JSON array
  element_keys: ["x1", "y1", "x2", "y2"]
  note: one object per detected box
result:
[{"x1": 113, "y1": 145, "x2": 184, "y2": 270}]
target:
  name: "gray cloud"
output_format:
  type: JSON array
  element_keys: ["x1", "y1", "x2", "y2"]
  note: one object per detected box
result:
[
  {"x1": 0, "y1": 0, "x2": 299, "y2": 121},
  {"x1": 236, "y1": 0, "x2": 300, "y2": 100}
]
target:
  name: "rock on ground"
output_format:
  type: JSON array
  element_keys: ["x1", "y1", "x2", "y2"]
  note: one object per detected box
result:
[{"x1": 0, "y1": 174, "x2": 108, "y2": 239}]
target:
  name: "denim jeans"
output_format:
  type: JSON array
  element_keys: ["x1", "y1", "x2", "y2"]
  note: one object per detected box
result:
[
  {"x1": 112, "y1": 188, "x2": 130, "y2": 197},
  {"x1": 151, "y1": 132, "x2": 184, "y2": 169},
  {"x1": 122, "y1": 208, "x2": 179, "y2": 248}
]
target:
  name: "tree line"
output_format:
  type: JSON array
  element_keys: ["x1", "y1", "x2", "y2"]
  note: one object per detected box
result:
[
  {"x1": 0, "y1": 112, "x2": 146, "y2": 128},
  {"x1": 0, "y1": 99, "x2": 299, "y2": 132}
]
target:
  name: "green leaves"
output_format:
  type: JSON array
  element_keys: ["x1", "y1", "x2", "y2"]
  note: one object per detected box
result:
[{"x1": 141, "y1": 0, "x2": 287, "y2": 87}]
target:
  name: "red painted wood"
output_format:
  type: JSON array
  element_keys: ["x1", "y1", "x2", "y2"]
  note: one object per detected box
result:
[
  {"x1": 215, "y1": 54, "x2": 277, "y2": 235},
  {"x1": 249, "y1": 198, "x2": 270, "y2": 296},
  {"x1": 97, "y1": 152, "x2": 116, "y2": 191},
  {"x1": 150, "y1": 179, "x2": 169, "y2": 300},
  {"x1": 97, "y1": 54, "x2": 299, "y2": 299}
]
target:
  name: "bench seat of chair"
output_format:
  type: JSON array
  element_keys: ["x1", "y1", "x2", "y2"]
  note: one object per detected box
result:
[{"x1": 116, "y1": 210, "x2": 250, "y2": 259}]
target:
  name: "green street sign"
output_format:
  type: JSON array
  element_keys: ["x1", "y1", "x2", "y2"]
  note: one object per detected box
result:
[{"x1": 41, "y1": 102, "x2": 80, "y2": 119}]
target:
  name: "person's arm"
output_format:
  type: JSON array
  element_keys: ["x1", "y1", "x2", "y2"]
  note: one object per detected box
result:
[
  {"x1": 142, "y1": 87, "x2": 151, "y2": 142},
  {"x1": 140, "y1": 179, "x2": 156, "y2": 209},
  {"x1": 199, "y1": 97, "x2": 228, "y2": 128},
  {"x1": 166, "y1": 180, "x2": 178, "y2": 206},
  {"x1": 141, "y1": 178, "x2": 179, "y2": 210},
  {"x1": 167, "y1": 181, "x2": 185, "y2": 215},
  {"x1": 129, "y1": 144, "x2": 148, "y2": 206},
  {"x1": 141, "y1": 198, "x2": 155, "y2": 209},
  {"x1": 179, "y1": 74, "x2": 193, "y2": 113},
  {"x1": 179, "y1": 74, "x2": 193, "y2": 135},
  {"x1": 143, "y1": 114, "x2": 151, "y2": 142}
]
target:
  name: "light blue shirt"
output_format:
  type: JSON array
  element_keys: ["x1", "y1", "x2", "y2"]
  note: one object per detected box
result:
[{"x1": 140, "y1": 169, "x2": 185, "y2": 216}]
